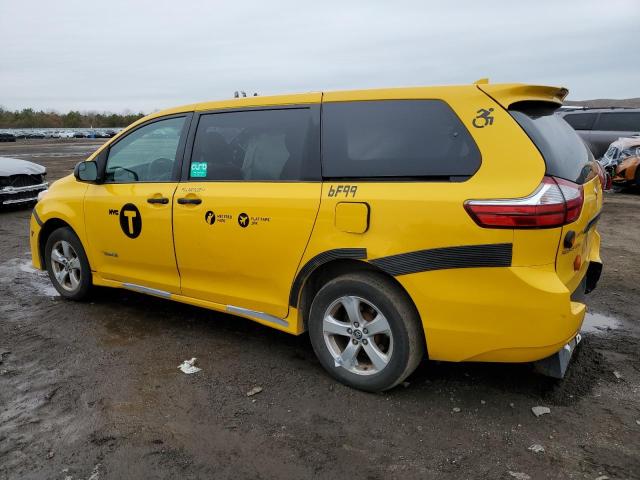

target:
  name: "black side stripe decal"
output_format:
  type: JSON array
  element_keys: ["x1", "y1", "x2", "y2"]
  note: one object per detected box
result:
[
  {"x1": 289, "y1": 248, "x2": 367, "y2": 307},
  {"x1": 583, "y1": 212, "x2": 601, "y2": 234},
  {"x1": 32, "y1": 209, "x2": 43, "y2": 227},
  {"x1": 370, "y1": 243, "x2": 513, "y2": 277}
]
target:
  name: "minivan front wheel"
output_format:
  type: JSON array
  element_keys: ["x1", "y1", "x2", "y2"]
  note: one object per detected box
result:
[
  {"x1": 308, "y1": 272, "x2": 424, "y2": 392},
  {"x1": 45, "y1": 227, "x2": 92, "y2": 300}
]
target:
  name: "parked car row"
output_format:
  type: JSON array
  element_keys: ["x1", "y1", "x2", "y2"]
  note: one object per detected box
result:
[
  {"x1": 0, "y1": 128, "x2": 122, "y2": 140},
  {"x1": 71, "y1": 130, "x2": 118, "y2": 139}
]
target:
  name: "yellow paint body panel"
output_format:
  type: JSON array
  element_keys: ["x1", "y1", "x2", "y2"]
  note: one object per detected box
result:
[
  {"x1": 555, "y1": 175, "x2": 603, "y2": 293},
  {"x1": 31, "y1": 82, "x2": 602, "y2": 364}
]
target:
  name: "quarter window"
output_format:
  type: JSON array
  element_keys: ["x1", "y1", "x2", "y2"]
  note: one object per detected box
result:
[
  {"x1": 321, "y1": 100, "x2": 481, "y2": 179},
  {"x1": 190, "y1": 108, "x2": 319, "y2": 181},
  {"x1": 105, "y1": 117, "x2": 186, "y2": 183}
]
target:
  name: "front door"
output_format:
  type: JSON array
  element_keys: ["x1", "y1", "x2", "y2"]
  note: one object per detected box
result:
[
  {"x1": 172, "y1": 104, "x2": 321, "y2": 318},
  {"x1": 84, "y1": 115, "x2": 190, "y2": 294}
]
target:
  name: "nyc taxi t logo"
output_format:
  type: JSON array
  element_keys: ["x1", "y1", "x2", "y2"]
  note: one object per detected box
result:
[{"x1": 109, "y1": 204, "x2": 142, "y2": 238}]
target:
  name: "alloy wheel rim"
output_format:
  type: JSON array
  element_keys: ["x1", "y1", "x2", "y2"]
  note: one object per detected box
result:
[
  {"x1": 322, "y1": 295, "x2": 393, "y2": 375},
  {"x1": 50, "y1": 240, "x2": 81, "y2": 292}
]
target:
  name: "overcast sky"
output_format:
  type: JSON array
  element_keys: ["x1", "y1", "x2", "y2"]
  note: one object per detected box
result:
[{"x1": 1, "y1": 0, "x2": 639, "y2": 113}]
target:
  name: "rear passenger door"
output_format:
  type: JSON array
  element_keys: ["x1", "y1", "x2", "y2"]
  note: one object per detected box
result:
[{"x1": 172, "y1": 103, "x2": 322, "y2": 320}]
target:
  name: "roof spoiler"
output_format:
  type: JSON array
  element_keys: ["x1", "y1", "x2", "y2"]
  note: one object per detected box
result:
[{"x1": 476, "y1": 83, "x2": 569, "y2": 109}]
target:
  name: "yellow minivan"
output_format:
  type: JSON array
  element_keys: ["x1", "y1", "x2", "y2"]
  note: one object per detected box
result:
[{"x1": 30, "y1": 82, "x2": 604, "y2": 391}]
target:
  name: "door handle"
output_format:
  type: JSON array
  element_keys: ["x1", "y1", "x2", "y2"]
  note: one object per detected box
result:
[
  {"x1": 177, "y1": 197, "x2": 202, "y2": 205},
  {"x1": 147, "y1": 197, "x2": 169, "y2": 204}
]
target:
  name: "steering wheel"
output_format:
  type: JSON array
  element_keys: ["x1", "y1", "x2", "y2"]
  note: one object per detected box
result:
[
  {"x1": 148, "y1": 158, "x2": 174, "y2": 181},
  {"x1": 111, "y1": 166, "x2": 139, "y2": 181}
]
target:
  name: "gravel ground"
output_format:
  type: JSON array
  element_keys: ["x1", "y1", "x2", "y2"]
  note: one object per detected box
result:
[{"x1": 0, "y1": 139, "x2": 639, "y2": 480}]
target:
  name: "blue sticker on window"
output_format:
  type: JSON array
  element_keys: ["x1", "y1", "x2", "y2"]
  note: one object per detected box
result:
[{"x1": 191, "y1": 162, "x2": 207, "y2": 178}]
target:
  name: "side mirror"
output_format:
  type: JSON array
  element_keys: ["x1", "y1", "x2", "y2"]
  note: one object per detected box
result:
[{"x1": 74, "y1": 160, "x2": 100, "y2": 183}]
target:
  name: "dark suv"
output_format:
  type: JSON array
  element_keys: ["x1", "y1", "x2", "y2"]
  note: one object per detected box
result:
[{"x1": 559, "y1": 108, "x2": 640, "y2": 158}]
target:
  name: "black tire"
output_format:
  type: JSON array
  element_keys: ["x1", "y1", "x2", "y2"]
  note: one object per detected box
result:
[
  {"x1": 44, "y1": 227, "x2": 92, "y2": 300},
  {"x1": 308, "y1": 271, "x2": 424, "y2": 392}
]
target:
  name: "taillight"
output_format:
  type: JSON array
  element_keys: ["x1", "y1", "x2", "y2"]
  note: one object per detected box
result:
[
  {"x1": 594, "y1": 161, "x2": 608, "y2": 191},
  {"x1": 464, "y1": 176, "x2": 584, "y2": 229}
]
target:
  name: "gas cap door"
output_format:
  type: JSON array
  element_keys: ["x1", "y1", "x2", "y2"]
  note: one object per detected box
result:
[{"x1": 335, "y1": 202, "x2": 370, "y2": 234}]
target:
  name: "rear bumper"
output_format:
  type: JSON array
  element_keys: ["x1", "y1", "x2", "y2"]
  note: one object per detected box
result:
[
  {"x1": 532, "y1": 261, "x2": 601, "y2": 378},
  {"x1": 399, "y1": 261, "x2": 598, "y2": 363}
]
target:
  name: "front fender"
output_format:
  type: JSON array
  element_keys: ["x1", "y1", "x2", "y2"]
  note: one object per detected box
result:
[{"x1": 31, "y1": 175, "x2": 89, "y2": 270}]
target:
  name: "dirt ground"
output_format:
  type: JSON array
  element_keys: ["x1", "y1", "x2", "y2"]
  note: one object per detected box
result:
[{"x1": 0, "y1": 139, "x2": 638, "y2": 480}]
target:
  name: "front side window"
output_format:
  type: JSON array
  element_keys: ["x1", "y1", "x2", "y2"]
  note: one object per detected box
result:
[
  {"x1": 321, "y1": 100, "x2": 481, "y2": 179},
  {"x1": 105, "y1": 116, "x2": 186, "y2": 183},
  {"x1": 190, "y1": 108, "x2": 319, "y2": 181}
]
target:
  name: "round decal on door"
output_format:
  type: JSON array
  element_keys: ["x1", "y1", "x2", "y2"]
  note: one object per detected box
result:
[
  {"x1": 119, "y1": 203, "x2": 142, "y2": 238},
  {"x1": 205, "y1": 210, "x2": 216, "y2": 225},
  {"x1": 238, "y1": 213, "x2": 249, "y2": 228}
]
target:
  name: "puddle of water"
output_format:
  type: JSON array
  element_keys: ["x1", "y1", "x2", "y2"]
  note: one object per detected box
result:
[
  {"x1": 30, "y1": 279, "x2": 59, "y2": 297},
  {"x1": 0, "y1": 257, "x2": 59, "y2": 298},
  {"x1": 18, "y1": 263, "x2": 36, "y2": 274},
  {"x1": 581, "y1": 312, "x2": 623, "y2": 334}
]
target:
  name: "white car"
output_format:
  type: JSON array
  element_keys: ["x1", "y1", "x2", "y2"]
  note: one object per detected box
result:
[{"x1": 0, "y1": 157, "x2": 48, "y2": 206}]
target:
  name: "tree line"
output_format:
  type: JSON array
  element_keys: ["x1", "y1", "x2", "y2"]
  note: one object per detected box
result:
[{"x1": 0, "y1": 108, "x2": 146, "y2": 128}]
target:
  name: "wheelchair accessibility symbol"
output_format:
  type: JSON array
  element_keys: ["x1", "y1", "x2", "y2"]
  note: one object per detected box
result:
[{"x1": 472, "y1": 108, "x2": 495, "y2": 128}]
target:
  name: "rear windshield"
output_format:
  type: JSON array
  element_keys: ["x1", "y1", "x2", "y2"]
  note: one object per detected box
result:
[{"x1": 510, "y1": 102, "x2": 593, "y2": 184}]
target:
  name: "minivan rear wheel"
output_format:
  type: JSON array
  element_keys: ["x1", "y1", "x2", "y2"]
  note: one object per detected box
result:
[
  {"x1": 308, "y1": 272, "x2": 424, "y2": 392},
  {"x1": 44, "y1": 227, "x2": 92, "y2": 300}
]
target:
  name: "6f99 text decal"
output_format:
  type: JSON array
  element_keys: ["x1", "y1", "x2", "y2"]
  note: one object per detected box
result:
[{"x1": 328, "y1": 185, "x2": 358, "y2": 198}]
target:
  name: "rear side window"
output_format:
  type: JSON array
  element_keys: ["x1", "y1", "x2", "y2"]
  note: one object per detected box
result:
[
  {"x1": 510, "y1": 103, "x2": 593, "y2": 184},
  {"x1": 593, "y1": 112, "x2": 640, "y2": 132},
  {"x1": 563, "y1": 112, "x2": 596, "y2": 131},
  {"x1": 190, "y1": 108, "x2": 319, "y2": 181},
  {"x1": 322, "y1": 100, "x2": 481, "y2": 179}
]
